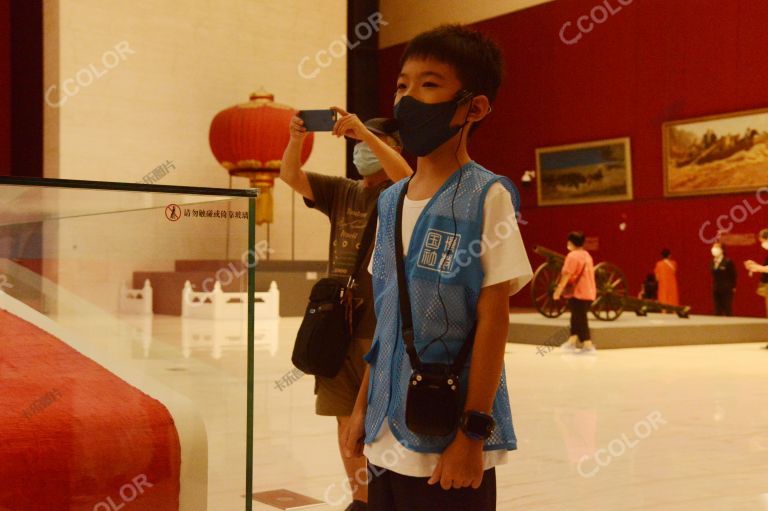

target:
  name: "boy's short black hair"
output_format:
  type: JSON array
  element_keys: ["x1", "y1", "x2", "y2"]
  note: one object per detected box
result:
[
  {"x1": 399, "y1": 24, "x2": 504, "y2": 104},
  {"x1": 759, "y1": 228, "x2": 768, "y2": 240},
  {"x1": 661, "y1": 248, "x2": 671, "y2": 258},
  {"x1": 567, "y1": 231, "x2": 585, "y2": 247}
]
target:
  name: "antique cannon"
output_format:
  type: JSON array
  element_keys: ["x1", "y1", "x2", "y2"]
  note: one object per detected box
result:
[{"x1": 531, "y1": 245, "x2": 690, "y2": 321}]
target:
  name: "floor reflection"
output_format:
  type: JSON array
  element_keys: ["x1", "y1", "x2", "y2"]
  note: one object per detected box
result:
[{"x1": 181, "y1": 317, "x2": 279, "y2": 359}]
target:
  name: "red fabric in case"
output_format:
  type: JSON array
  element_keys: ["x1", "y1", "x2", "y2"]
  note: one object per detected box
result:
[{"x1": 0, "y1": 310, "x2": 181, "y2": 510}]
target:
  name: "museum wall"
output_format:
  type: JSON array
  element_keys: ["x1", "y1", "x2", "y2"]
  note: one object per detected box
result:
[
  {"x1": 38, "y1": 0, "x2": 347, "y2": 313},
  {"x1": 378, "y1": 0, "x2": 768, "y2": 317},
  {"x1": 378, "y1": 0, "x2": 555, "y2": 48}
]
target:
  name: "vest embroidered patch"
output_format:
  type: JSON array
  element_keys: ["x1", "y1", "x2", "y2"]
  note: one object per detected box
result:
[{"x1": 417, "y1": 229, "x2": 461, "y2": 274}]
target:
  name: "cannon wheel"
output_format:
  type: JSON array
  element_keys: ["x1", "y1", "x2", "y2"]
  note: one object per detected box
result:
[
  {"x1": 531, "y1": 262, "x2": 568, "y2": 318},
  {"x1": 591, "y1": 262, "x2": 628, "y2": 321}
]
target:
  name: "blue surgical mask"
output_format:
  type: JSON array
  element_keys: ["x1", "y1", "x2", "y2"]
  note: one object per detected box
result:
[
  {"x1": 352, "y1": 142, "x2": 382, "y2": 176},
  {"x1": 393, "y1": 90, "x2": 473, "y2": 156}
]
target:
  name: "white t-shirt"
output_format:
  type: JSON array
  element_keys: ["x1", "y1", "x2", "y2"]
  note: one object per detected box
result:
[{"x1": 365, "y1": 181, "x2": 533, "y2": 477}]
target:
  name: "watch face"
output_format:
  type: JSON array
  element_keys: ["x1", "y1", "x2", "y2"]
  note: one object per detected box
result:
[{"x1": 465, "y1": 412, "x2": 496, "y2": 439}]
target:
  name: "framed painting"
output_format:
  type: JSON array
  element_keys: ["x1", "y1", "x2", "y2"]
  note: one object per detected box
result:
[
  {"x1": 536, "y1": 137, "x2": 633, "y2": 206},
  {"x1": 663, "y1": 108, "x2": 768, "y2": 196}
]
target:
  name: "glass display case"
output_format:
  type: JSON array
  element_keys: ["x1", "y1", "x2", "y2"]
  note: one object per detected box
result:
[{"x1": 0, "y1": 176, "x2": 260, "y2": 511}]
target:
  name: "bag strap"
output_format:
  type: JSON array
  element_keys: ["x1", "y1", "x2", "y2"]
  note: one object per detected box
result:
[
  {"x1": 350, "y1": 206, "x2": 379, "y2": 282},
  {"x1": 332, "y1": 202, "x2": 378, "y2": 291},
  {"x1": 395, "y1": 178, "x2": 475, "y2": 375},
  {"x1": 339, "y1": 205, "x2": 379, "y2": 332}
]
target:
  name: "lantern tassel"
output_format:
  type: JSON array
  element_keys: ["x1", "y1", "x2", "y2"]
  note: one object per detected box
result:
[{"x1": 256, "y1": 187, "x2": 274, "y2": 225}]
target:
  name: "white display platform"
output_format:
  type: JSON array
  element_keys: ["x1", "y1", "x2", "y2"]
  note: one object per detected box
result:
[{"x1": 508, "y1": 312, "x2": 768, "y2": 349}]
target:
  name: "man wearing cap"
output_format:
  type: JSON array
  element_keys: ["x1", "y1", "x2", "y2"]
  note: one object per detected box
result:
[{"x1": 280, "y1": 109, "x2": 411, "y2": 511}]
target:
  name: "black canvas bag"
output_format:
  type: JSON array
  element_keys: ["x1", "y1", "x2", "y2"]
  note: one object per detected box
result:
[
  {"x1": 394, "y1": 179, "x2": 475, "y2": 436},
  {"x1": 292, "y1": 209, "x2": 378, "y2": 378}
]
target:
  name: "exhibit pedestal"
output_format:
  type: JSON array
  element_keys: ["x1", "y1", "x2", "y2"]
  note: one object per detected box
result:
[{"x1": 508, "y1": 312, "x2": 768, "y2": 349}]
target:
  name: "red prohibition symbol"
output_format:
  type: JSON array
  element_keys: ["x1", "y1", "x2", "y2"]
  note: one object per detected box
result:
[{"x1": 165, "y1": 204, "x2": 182, "y2": 221}]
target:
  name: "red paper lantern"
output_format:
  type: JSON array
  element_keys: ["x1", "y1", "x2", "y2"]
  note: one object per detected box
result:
[{"x1": 209, "y1": 91, "x2": 314, "y2": 225}]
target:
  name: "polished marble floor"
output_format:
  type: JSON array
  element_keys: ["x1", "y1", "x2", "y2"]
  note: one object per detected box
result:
[{"x1": 59, "y1": 312, "x2": 768, "y2": 510}]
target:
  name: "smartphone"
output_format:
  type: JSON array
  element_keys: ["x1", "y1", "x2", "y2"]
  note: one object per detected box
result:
[{"x1": 298, "y1": 109, "x2": 337, "y2": 132}]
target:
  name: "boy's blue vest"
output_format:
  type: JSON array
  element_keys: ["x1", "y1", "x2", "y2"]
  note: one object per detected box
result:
[{"x1": 364, "y1": 161, "x2": 519, "y2": 453}]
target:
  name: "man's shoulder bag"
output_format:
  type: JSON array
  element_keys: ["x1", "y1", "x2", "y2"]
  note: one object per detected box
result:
[{"x1": 291, "y1": 209, "x2": 378, "y2": 378}]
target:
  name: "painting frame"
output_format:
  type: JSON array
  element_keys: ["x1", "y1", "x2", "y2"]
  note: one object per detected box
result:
[
  {"x1": 663, "y1": 107, "x2": 768, "y2": 197},
  {"x1": 535, "y1": 137, "x2": 633, "y2": 207}
]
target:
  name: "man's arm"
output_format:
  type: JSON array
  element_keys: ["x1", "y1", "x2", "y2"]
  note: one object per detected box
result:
[
  {"x1": 279, "y1": 116, "x2": 314, "y2": 201},
  {"x1": 331, "y1": 106, "x2": 413, "y2": 182},
  {"x1": 361, "y1": 129, "x2": 413, "y2": 182},
  {"x1": 744, "y1": 260, "x2": 768, "y2": 273}
]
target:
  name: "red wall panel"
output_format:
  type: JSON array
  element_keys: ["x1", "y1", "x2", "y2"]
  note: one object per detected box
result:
[
  {"x1": 0, "y1": 1, "x2": 10, "y2": 176},
  {"x1": 378, "y1": 0, "x2": 768, "y2": 316}
]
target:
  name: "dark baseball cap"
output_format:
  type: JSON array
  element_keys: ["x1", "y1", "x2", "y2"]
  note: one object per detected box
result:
[{"x1": 364, "y1": 117, "x2": 401, "y2": 147}]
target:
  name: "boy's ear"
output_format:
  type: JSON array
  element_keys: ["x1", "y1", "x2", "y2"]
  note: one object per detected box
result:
[{"x1": 466, "y1": 94, "x2": 492, "y2": 124}]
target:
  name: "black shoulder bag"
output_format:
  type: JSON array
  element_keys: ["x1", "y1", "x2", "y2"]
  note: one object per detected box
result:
[
  {"x1": 394, "y1": 181, "x2": 475, "y2": 437},
  {"x1": 292, "y1": 209, "x2": 378, "y2": 378}
]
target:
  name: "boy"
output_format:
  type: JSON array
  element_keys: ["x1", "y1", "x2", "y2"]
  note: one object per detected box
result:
[{"x1": 342, "y1": 24, "x2": 532, "y2": 510}]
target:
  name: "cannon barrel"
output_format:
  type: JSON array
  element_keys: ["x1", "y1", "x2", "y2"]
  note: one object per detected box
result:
[{"x1": 534, "y1": 245, "x2": 566, "y2": 263}]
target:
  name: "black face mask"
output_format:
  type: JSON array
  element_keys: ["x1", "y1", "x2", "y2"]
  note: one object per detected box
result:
[{"x1": 393, "y1": 90, "x2": 473, "y2": 157}]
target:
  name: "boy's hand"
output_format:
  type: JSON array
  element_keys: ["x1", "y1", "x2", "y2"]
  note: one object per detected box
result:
[
  {"x1": 289, "y1": 115, "x2": 308, "y2": 141},
  {"x1": 427, "y1": 432, "x2": 484, "y2": 490},
  {"x1": 342, "y1": 406, "x2": 366, "y2": 458},
  {"x1": 331, "y1": 106, "x2": 372, "y2": 141}
]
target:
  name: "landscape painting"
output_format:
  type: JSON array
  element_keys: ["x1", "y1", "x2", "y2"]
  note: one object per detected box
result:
[
  {"x1": 536, "y1": 137, "x2": 633, "y2": 206},
  {"x1": 664, "y1": 108, "x2": 768, "y2": 196}
]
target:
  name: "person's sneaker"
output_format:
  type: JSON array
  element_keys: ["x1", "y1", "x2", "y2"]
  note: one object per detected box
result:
[
  {"x1": 577, "y1": 346, "x2": 597, "y2": 355},
  {"x1": 560, "y1": 341, "x2": 578, "y2": 352},
  {"x1": 345, "y1": 500, "x2": 368, "y2": 511}
]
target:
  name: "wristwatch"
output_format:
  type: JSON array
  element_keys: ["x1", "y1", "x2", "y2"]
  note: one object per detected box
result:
[{"x1": 459, "y1": 410, "x2": 496, "y2": 441}]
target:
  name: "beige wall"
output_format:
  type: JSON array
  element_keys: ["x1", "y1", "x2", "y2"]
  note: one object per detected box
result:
[
  {"x1": 44, "y1": 0, "x2": 346, "y2": 312},
  {"x1": 42, "y1": 0, "x2": 348, "y2": 311},
  {"x1": 43, "y1": 0, "x2": 348, "y2": 260},
  {"x1": 379, "y1": 0, "x2": 555, "y2": 48}
]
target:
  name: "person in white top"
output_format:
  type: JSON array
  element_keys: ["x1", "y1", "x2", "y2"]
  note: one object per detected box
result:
[
  {"x1": 341, "y1": 24, "x2": 533, "y2": 511},
  {"x1": 363, "y1": 180, "x2": 531, "y2": 478}
]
